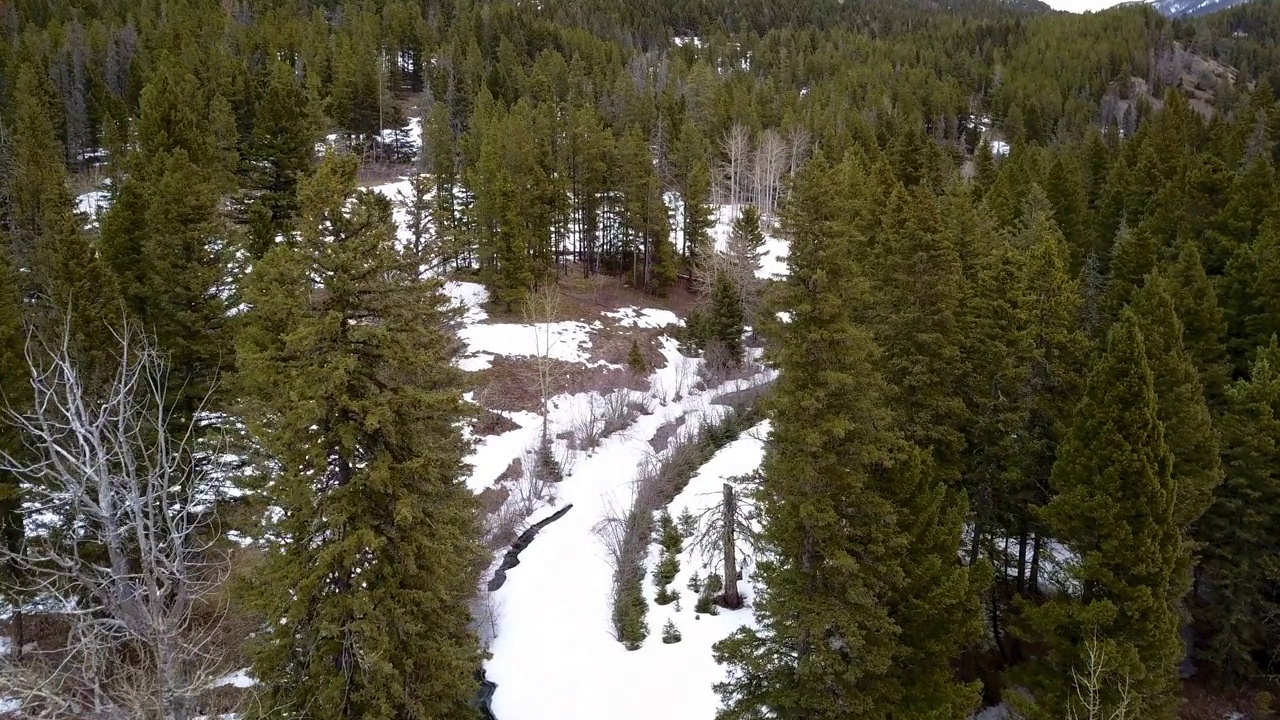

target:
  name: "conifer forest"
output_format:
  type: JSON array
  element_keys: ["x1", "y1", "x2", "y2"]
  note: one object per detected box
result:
[{"x1": 4, "y1": 0, "x2": 1280, "y2": 717}]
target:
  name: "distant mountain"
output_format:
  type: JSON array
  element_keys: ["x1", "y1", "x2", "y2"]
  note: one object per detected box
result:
[{"x1": 1148, "y1": 0, "x2": 1253, "y2": 17}]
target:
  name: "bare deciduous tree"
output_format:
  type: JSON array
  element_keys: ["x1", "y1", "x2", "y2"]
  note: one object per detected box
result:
[
  {"x1": 0, "y1": 324, "x2": 230, "y2": 720},
  {"x1": 1066, "y1": 635, "x2": 1134, "y2": 720},
  {"x1": 522, "y1": 284, "x2": 562, "y2": 446},
  {"x1": 719, "y1": 124, "x2": 752, "y2": 219},
  {"x1": 751, "y1": 130, "x2": 787, "y2": 220}
]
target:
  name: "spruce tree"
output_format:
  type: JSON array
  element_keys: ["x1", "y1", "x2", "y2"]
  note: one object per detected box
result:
[
  {"x1": 1166, "y1": 241, "x2": 1230, "y2": 406},
  {"x1": 707, "y1": 270, "x2": 745, "y2": 366},
  {"x1": 714, "y1": 157, "x2": 908, "y2": 719},
  {"x1": 868, "y1": 184, "x2": 969, "y2": 484},
  {"x1": 239, "y1": 155, "x2": 482, "y2": 719},
  {"x1": 1129, "y1": 275, "x2": 1222, "y2": 536},
  {"x1": 724, "y1": 204, "x2": 766, "y2": 324},
  {"x1": 244, "y1": 59, "x2": 316, "y2": 258},
  {"x1": 1194, "y1": 339, "x2": 1280, "y2": 681},
  {"x1": 674, "y1": 118, "x2": 714, "y2": 263},
  {"x1": 1017, "y1": 312, "x2": 1186, "y2": 720},
  {"x1": 8, "y1": 62, "x2": 117, "y2": 379},
  {"x1": 0, "y1": 255, "x2": 30, "y2": 656},
  {"x1": 1101, "y1": 220, "x2": 1157, "y2": 324},
  {"x1": 1013, "y1": 193, "x2": 1089, "y2": 598},
  {"x1": 714, "y1": 157, "x2": 982, "y2": 720}
]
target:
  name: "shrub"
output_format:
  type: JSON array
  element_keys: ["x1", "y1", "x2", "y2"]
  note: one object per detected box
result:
[
  {"x1": 662, "y1": 619, "x2": 682, "y2": 644},
  {"x1": 655, "y1": 552, "x2": 680, "y2": 588},
  {"x1": 695, "y1": 593, "x2": 718, "y2": 615},
  {"x1": 678, "y1": 507, "x2": 697, "y2": 539},
  {"x1": 627, "y1": 338, "x2": 647, "y2": 373},
  {"x1": 658, "y1": 510, "x2": 682, "y2": 553},
  {"x1": 655, "y1": 586, "x2": 678, "y2": 606},
  {"x1": 687, "y1": 572, "x2": 703, "y2": 594}
]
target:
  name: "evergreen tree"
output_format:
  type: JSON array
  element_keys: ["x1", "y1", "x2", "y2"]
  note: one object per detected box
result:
[
  {"x1": 470, "y1": 102, "x2": 533, "y2": 311},
  {"x1": 674, "y1": 118, "x2": 714, "y2": 263},
  {"x1": 1194, "y1": 339, "x2": 1280, "y2": 681},
  {"x1": 1166, "y1": 241, "x2": 1231, "y2": 406},
  {"x1": 617, "y1": 127, "x2": 676, "y2": 295},
  {"x1": 714, "y1": 157, "x2": 981, "y2": 720},
  {"x1": 714, "y1": 157, "x2": 908, "y2": 719},
  {"x1": 244, "y1": 59, "x2": 316, "y2": 258},
  {"x1": 1129, "y1": 274, "x2": 1222, "y2": 537},
  {"x1": 724, "y1": 204, "x2": 766, "y2": 324},
  {"x1": 7, "y1": 62, "x2": 117, "y2": 379},
  {"x1": 707, "y1": 270, "x2": 745, "y2": 366},
  {"x1": 1101, "y1": 221, "x2": 1157, "y2": 323},
  {"x1": 1016, "y1": 312, "x2": 1185, "y2": 720},
  {"x1": 0, "y1": 255, "x2": 30, "y2": 656},
  {"x1": 868, "y1": 184, "x2": 969, "y2": 484},
  {"x1": 240, "y1": 155, "x2": 482, "y2": 719},
  {"x1": 1012, "y1": 192, "x2": 1089, "y2": 598}
]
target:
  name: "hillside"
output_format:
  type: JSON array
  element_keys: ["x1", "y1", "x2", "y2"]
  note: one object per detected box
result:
[{"x1": 2, "y1": 0, "x2": 1280, "y2": 719}]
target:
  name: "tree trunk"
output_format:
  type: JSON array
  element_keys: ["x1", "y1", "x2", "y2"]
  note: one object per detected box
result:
[
  {"x1": 1015, "y1": 521, "x2": 1029, "y2": 596},
  {"x1": 722, "y1": 483, "x2": 742, "y2": 610},
  {"x1": 1029, "y1": 532, "x2": 1043, "y2": 598}
]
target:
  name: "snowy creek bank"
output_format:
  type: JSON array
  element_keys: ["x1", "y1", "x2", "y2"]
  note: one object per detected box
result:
[
  {"x1": 474, "y1": 503, "x2": 575, "y2": 720},
  {"x1": 488, "y1": 504, "x2": 575, "y2": 592}
]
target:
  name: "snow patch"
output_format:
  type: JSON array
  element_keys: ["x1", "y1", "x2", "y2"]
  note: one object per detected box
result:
[
  {"x1": 604, "y1": 307, "x2": 682, "y2": 328},
  {"x1": 210, "y1": 668, "x2": 256, "y2": 689}
]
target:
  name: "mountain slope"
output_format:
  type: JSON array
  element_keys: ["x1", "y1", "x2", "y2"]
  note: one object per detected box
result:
[{"x1": 1150, "y1": 0, "x2": 1252, "y2": 17}]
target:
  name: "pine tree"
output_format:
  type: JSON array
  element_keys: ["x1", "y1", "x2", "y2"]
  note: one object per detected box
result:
[
  {"x1": 618, "y1": 127, "x2": 676, "y2": 295},
  {"x1": 1166, "y1": 241, "x2": 1230, "y2": 406},
  {"x1": 1129, "y1": 274, "x2": 1222, "y2": 536},
  {"x1": 714, "y1": 157, "x2": 908, "y2": 719},
  {"x1": 714, "y1": 157, "x2": 981, "y2": 720},
  {"x1": 1101, "y1": 221, "x2": 1157, "y2": 323},
  {"x1": 674, "y1": 118, "x2": 714, "y2": 264},
  {"x1": 1012, "y1": 193, "x2": 1089, "y2": 598},
  {"x1": 244, "y1": 59, "x2": 316, "y2": 258},
  {"x1": 724, "y1": 204, "x2": 767, "y2": 324},
  {"x1": 0, "y1": 254, "x2": 30, "y2": 657},
  {"x1": 240, "y1": 155, "x2": 482, "y2": 719},
  {"x1": 707, "y1": 270, "x2": 745, "y2": 366},
  {"x1": 868, "y1": 184, "x2": 969, "y2": 484},
  {"x1": 1045, "y1": 151, "x2": 1094, "y2": 270},
  {"x1": 1193, "y1": 339, "x2": 1280, "y2": 681},
  {"x1": 470, "y1": 104, "x2": 533, "y2": 311},
  {"x1": 8, "y1": 62, "x2": 117, "y2": 379},
  {"x1": 1016, "y1": 312, "x2": 1185, "y2": 720}
]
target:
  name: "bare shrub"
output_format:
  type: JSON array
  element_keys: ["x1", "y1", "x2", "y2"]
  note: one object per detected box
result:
[
  {"x1": 0, "y1": 324, "x2": 232, "y2": 720},
  {"x1": 600, "y1": 403, "x2": 763, "y2": 648}
]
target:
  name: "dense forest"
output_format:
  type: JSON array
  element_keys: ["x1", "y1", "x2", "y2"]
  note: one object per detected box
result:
[{"x1": 1, "y1": 0, "x2": 1280, "y2": 717}]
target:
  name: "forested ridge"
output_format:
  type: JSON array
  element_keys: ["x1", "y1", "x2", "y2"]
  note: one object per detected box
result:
[{"x1": 1, "y1": 0, "x2": 1280, "y2": 717}]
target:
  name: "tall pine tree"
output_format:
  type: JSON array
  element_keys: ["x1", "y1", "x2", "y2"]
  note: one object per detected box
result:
[
  {"x1": 1017, "y1": 311, "x2": 1185, "y2": 720},
  {"x1": 240, "y1": 155, "x2": 483, "y2": 719}
]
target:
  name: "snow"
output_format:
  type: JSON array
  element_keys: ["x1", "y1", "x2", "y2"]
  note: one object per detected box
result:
[
  {"x1": 971, "y1": 704, "x2": 1012, "y2": 720},
  {"x1": 210, "y1": 668, "x2": 256, "y2": 689},
  {"x1": 460, "y1": 320, "x2": 600, "y2": 365},
  {"x1": 990, "y1": 140, "x2": 1011, "y2": 157},
  {"x1": 464, "y1": 409, "x2": 542, "y2": 493},
  {"x1": 481, "y1": 332, "x2": 774, "y2": 720},
  {"x1": 604, "y1": 307, "x2": 682, "y2": 328},
  {"x1": 707, "y1": 205, "x2": 790, "y2": 279}
]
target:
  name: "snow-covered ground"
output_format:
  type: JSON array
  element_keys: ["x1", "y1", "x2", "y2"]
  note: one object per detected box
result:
[{"x1": 482, "y1": 350, "x2": 772, "y2": 720}]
